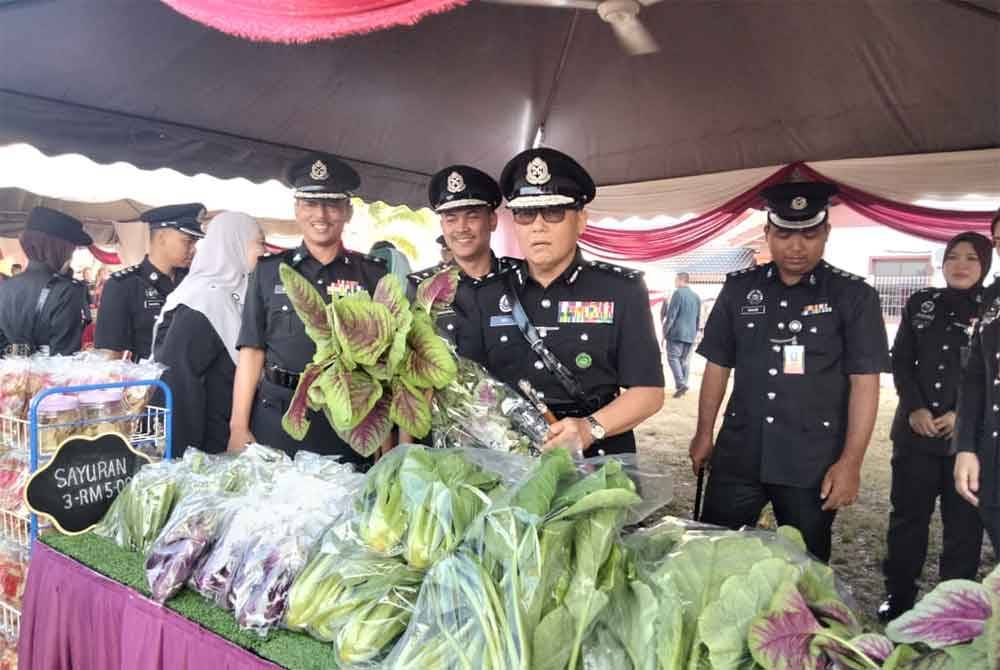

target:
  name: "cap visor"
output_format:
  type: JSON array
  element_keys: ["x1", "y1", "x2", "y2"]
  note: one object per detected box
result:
[
  {"x1": 75, "y1": 231, "x2": 94, "y2": 246},
  {"x1": 435, "y1": 198, "x2": 491, "y2": 212},
  {"x1": 506, "y1": 194, "x2": 576, "y2": 209},
  {"x1": 294, "y1": 191, "x2": 350, "y2": 200},
  {"x1": 767, "y1": 211, "x2": 828, "y2": 229}
]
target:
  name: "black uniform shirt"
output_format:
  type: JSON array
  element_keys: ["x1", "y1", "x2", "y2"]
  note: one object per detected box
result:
[
  {"x1": 95, "y1": 257, "x2": 185, "y2": 360},
  {"x1": 697, "y1": 261, "x2": 890, "y2": 487},
  {"x1": 956, "y1": 283, "x2": 1000, "y2": 507},
  {"x1": 0, "y1": 264, "x2": 89, "y2": 355},
  {"x1": 155, "y1": 304, "x2": 234, "y2": 456},
  {"x1": 237, "y1": 245, "x2": 387, "y2": 372},
  {"x1": 461, "y1": 249, "x2": 663, "y2": 425},
  {"x1": 408, "y1": 254, "x2": 509, "y2": 352},
  {"x1": 890, "y1": 287, "x2": 979, "y2": 455}
]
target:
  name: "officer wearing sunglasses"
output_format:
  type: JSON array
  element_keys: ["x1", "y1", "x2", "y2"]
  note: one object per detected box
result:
[{"x1": 458, "y1": 148, "x2": 665, "y2": 456}]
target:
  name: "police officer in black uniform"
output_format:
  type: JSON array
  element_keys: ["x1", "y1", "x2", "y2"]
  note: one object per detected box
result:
[
  {"x1": 878, "y1": 231, "x2": 989, "y2": 621},
  {"x1": 0, "y1": 207, "x2": 92, "y2": 356},
  {"x1": 230, "y1": 153, "x2": 387, "y2": 464},
  {"x1": 955, "y1": 208, "x2": 1000, "y2": 569},
  {"x1": 691, "y1": 183, "x2": 890, "y2": 562},
  {"x1": 460, "y1": 148, "x2": 665, "y2": 456},
  {"x1": 408, "y1": 165, "x2": 507, "y2": 350},
  {"x1": 95, "y1": 203, "x2": 204, "y2": 359}
]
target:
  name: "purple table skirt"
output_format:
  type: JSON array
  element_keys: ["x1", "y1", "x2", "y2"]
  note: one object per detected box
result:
[{"x1": 17, "y1": 542, "x2": 280, "y2": 670}]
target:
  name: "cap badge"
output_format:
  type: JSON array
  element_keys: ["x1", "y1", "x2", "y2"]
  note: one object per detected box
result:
[
  {"x1": 446, "y1": 171, "x2": 466, "y2": 194},
  {"x1": 310, "y1": 160, "x2": 329, "y2": 181},
  {"x1": 525, "y1": 157, "x2": 551, "y2": 185},
  {"x1": 791, "y1": 196, "x2": 808, "y2": 211}
]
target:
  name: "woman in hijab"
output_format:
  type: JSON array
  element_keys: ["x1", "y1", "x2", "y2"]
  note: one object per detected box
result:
[
  {"x1": 153, "y1": 212, "x2": 264, "y2": 456},
  {"x1": 878, "y1": 231, "x2": 991, "y2": 622}
]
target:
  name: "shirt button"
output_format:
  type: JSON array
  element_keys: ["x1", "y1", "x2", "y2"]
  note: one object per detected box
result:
[
  {"x1": 316, "y1": 279, "x2": 323, "y2": 285},
  {"x1": 993, "y1": 405, "x2": 999, "y2": 412},
  {"x1": 446, "y1": 323, "x2": 454, "y2": 331},
  {"x1": 942, "y1": 344, "x2": 949, "y2": 351},
  {"x1": 541, "y1": 299, "x2": 552, "y2": 308},
  {"x1": 597, "y1": 449, "x2": 606, "y2": 456},
  {"x1": 768, "y1": 368, "x2": 778, "y2": 376},
  {"x1": 938, "y1": 364, "x2": 946, "y2": 370},
  {"x1": 281, "y1": 305, "x2": 289, "y2": 312},
  {"x1": 747, "y1": 322, "x2": 755, "y2": 329},
  {"x1": 777, "y1": 322, "x2": 785, "y2": 330},
  {"x1": 993, "y1": 431, "x2": 998, "y2": 438},
  {"x1": 767, "y1": 392, "x2": 776, "y2": 400},
  {"x1": 580, "y1": 334, "x2": 589, "y2": 341},
  {"x1": 539, "y1": 330, "x2": 547, "y2": 338},
  {"x1": 932, "y1": 401, "x2": 940, "y2": 408},
  {"x1": 500, "y1": 335, "x2": 508, "y2": 343},
  {"x1": 779, "y1": 300, "x2": 788, "y2": 308},
  {"x1": 772, "y1": 345, "x2": 780, "y2": 352},
  {"x1": 934, "y1": 382, "x2": 942, "y2": 389},
  {"x1": 534, "y1": 361, "x2": 544, "y2": 370},
  {"x1": 810, "y1": 327, "x2": 818, "y2": 334},
  {"x1": 765, "y1": 416, "x2": 774, "y2": 423},
  {"x1": 823, "y1": 421, "x2": 830, "y2": 428}
]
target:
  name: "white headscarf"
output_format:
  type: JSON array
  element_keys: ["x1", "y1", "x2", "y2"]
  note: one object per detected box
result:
[{"x1": 153, "y1": 211, "x2": 262, "y2": 363}]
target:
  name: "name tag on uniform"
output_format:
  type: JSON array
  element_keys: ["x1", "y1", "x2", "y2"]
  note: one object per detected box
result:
[
  {"x1": 274, "y1": 285, "x2": 287, "y2": 295},
  {"x1": 490, "y1": 315, "x2": 515, "y2": 327},
  {"x1": 740, "y1": 305, "x2": 766, "y2": 315},
  {"x1": 558, "y1": 301, "x2": 614, "y2": 324},
  {"x1": 783, "y1": 344, "x2": 805, "y2": 374},
  {"x1": 144, "y1": 300, "x2": 164, "y2": 311}
]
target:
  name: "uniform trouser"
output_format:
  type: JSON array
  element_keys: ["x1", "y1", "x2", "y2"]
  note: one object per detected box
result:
[
  {"x1": 250, "y1": 378, "x2": 372, "y2": 469},
  {"x1": 700, "y1": 471, "x2": 836, "y2": 562},
  {"x1": 882, "y1": 448, "x2": 983, "y2": 602},
  {"x1": 666, "y1": 339, "x2": 693, "y2": 389}
]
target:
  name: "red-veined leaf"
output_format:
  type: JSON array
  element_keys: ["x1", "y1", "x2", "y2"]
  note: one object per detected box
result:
[
  {"x1": 325, "y1": 366, "x2": 383, "y2": 431},
  {"x1": 337, "y1": 395, "x2": 392, "y2": 457},
  {"x1": 372, "y1": 273, "x2": 408, "y2": 324},
  {"x1": 414, "y1": 265, "x2": 460, "y2": 316},
  {"x1": 389, "y1": 379, "x2": 432, "y2": 438},
  {"x1": 279, "y1": 264, "x2": 336, "y2": 354},
  {"x1": 401, "y1": 311, "x2": 457, "y2": 389},
  {"x1": 331, "y1": 293, "x2": 393, "y2": 368},
  {"x1": 748, "y1": 581, "x2": 825, "y2": 670},
  {"x1": 281, "y1": 364, "x2": 323, "y2": 440},
  {"x1": 885, "y1": 580, "x2": 992, "y2": 649}
]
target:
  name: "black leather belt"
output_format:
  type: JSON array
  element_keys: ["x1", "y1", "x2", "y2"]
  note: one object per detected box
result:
[
  {"x1": 264, "y1": 366, "x2": 300, "y2": 389},
  {"x1": 546, "y1": 391, "x2": 619, "y2": 418}
]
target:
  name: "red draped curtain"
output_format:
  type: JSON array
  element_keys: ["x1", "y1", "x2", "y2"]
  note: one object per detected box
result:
[
  {"x1": 160, "y1": 0, "x2": 468, "y2": 42},
  {"x1": 579, "y1": 162, "x2": 998, "y2": 261}
]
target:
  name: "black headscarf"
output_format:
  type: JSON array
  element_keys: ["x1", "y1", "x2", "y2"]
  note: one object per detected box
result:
[{"x1": 943, "y1": 231, "x2": 993, "y2": 321}]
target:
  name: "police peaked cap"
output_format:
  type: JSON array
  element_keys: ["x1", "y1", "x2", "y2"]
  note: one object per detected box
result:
[
  {"x1": 285, "y1": 152, "x2": 360, "y2": 200},
  {"x1": 141, "y1": 203, "x2": 206, "y2": 238},
  {"x1": 26, "y1": 206, "x2": 93, "y2": 246},
  {"x1": 428, "y1": 165, "x2": 502, "y2": 213},
  {"x1": 760, "y1": 182, "x2": 839, "y2": 230},
  {"x1": 500, "y1": 148, "x2": 596, "y2": 209}
]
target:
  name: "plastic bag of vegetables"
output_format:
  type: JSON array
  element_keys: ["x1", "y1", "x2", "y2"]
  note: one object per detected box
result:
[
  {"x1": 93, "y1": 459, "x2": 180, "y2": 553},
  {"x1": 430, "y1": 357, "x2": 548, "y2": 455},
  {"x1": 286, "y1": 538, "x2": 423, "y2": 667}
]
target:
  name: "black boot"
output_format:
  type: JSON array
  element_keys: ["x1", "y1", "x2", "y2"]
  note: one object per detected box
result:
[{"x1": 877, "y1": 594, "x2": 915, "y2": 623}]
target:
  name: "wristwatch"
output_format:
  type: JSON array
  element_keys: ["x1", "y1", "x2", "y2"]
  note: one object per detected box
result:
[{"x1": 585, "y1": 415, "x2": 606, "y2": 441}]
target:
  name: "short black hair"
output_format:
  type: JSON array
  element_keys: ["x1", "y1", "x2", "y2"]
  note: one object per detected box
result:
[
  {"x1": 11, "y1": 264, "x2": 21, "y2": 271},
  {"x1": 992, "y1": 207, "x2": 1000, "y2": 238},
  {"x1": 676, "y1": 272, "x2": 690, "y2": 282},
  {"x1": 371, "y1": 240, "x2": 395, "y2": 252}
]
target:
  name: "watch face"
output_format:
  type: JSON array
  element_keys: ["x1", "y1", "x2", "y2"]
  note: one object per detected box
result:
[{"x1": 588, "y1": 417, "x2": 606, "y2": 440}]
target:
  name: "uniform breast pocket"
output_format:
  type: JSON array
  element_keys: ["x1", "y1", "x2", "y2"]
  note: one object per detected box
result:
[
  {"x1": 484, "y1": 326, "x2": 527, "y2": 371},
  {"x1": 802, "y1": 313, "x2": 842, "y2": 370},
  {"x1": 545, "y1": 325, "x2": 613, "y2": 377},
  {"x1": 267, "y1": 298, "x2": 297, "y2": 338}
]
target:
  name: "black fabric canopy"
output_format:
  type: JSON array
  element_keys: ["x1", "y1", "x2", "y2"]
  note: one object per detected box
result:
[{"x1": 0, "y1": 0, "x2": 997, "y2": 208}]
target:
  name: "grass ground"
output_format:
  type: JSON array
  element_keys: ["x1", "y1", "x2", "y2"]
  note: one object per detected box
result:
[{"x1": 636, "y1": 362, "x2": 998, "y2": 623}]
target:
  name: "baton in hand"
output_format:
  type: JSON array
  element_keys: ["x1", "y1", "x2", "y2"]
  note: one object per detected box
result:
[{"x1": 693, "y1": 467, "x2": 706, "y2": 521}]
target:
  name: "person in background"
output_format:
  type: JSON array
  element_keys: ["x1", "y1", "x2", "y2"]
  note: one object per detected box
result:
[
  {"x1": 460, "y1": 148, "x2": 664, "y2": 456},
  {"x1": 229, "y1": 153, "x2": 387, "y2": 464},
  {"x1": 955, "y1": 207, "x2": 1000, "y2": 563},
  {"x1": 878, "y1": 231, "x2": 989, "y2": 622},
  {"x1": 95, "y1": 204, "x2": 204, "y2": 360},
  {"x1": 662, "y1": 271, "x2": 701, "y2": 398},
  {"x1": 690, "y1": 182, "x2": 889, "y2": 562},
  {"x1": 153, "y1": 212, "x2": 264, "y2": 456},
  {"x1": 436, "y1": 234, "x2": 454, "y2": 264},
  {"x1": 409, "y1": 165, "x2": 506, "y2": 350},
  {"x1": 0, "y1": 207, "x2": 92, "y2": 356},
  {"x1": 370, "y1": 240, "x2": 413, "y2": 287}
]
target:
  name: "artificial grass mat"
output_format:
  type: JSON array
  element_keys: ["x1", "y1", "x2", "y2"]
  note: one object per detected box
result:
[{"x1": 41, "y1": 532, "x2": 339, "y2": 670}]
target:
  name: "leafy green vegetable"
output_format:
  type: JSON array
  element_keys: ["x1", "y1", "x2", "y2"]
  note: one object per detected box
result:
[
  {"x1": 281, "y1": 363, "x2": 324, "y2": 440},
  {"x1": 401, "y1": 311, "x2": 458, "y2": 390},
  {"x1": 279, "y1": 263, "x2": 336, "y2": 361}
]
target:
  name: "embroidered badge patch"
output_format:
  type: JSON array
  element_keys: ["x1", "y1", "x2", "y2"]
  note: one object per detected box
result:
[
  {"x1": 327, "y1": 280, "x2": 363, "y2": 297},
  {"x1": 801, "y1": 303, "x2": 833, "y2": 316},
  {"x1": 558, "y1": 301, "x2": 614, "y2": 324},
  {"x1": 575, "y1": 353, "x2": 592, "y2": 369},
  {"x1": 746, "y1": 289, "x2": 764, "y2": 305}
]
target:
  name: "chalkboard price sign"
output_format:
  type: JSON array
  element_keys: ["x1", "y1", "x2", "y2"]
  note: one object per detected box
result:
[{"x1": 25, "y1": 431, "x2": 152, "y2": 535}]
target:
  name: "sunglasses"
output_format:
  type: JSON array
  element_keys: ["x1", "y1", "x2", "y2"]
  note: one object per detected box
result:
[{"x1": 511, "y1": 205, "x2": 581, "y2": 225}]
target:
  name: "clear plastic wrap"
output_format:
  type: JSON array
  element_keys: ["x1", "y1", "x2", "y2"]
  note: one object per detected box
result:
[
  {"x1": 0, "y1": 452, "x2": 29, "y2": 515},
  {"x1": 0, "y1": 537, "x2": 28, "y2": 608},
  {"x1": 92, "y1": 459, "x2": 180, "y2": 553},
  {"x1": 430, "y1": 357, "x2": 548, "y2": 454}
]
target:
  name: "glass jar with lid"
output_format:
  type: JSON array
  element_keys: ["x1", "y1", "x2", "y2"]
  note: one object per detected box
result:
[
  {"x1": 78, "y1": 389, "x2": 130, "y2": 438},
  {"x1": 37, "y1": 394, "x2": 81, "y2": 455}
]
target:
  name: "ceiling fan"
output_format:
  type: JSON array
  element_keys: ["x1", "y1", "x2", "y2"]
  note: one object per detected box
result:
[{"x1": 483, "y1": 0, "x2": 662, "y2": 56}]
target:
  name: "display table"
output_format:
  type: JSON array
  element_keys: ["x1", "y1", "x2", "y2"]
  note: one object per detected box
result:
[{"x1": 17, "y1": 535, "x2": 339, "y2": 670}]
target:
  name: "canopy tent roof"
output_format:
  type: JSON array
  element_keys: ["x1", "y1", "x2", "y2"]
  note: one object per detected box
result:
[{"x1": 0, "y1": 0, "x2": 997, "y2": 211}]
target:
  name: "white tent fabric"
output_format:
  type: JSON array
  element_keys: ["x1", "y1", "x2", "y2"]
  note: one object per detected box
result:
[{"x1": 589, "y1": 148, "x2": 1000, "y2": 222}]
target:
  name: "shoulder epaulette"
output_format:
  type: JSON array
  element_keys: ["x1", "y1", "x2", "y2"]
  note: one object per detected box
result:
[
  {"x1": 475, "y1": 264, "x2": 513, "y2": 287},
  {"x1": 727, "y1": 264, "x2": 760, "y2": 279},
  {"x1": 110, "y1": 265, "x2": 140, "y2": 280},
  {"x1": 256, "y1": 252, "x2": 282, "y2": 263},
  {"x1": 408, "y1": 262, "x2": 449, "y2": 285},
  {"x1": 824, "y1": 262, "x2": 864, "y2": 281},
  {"x1": 349, "y1": 250, "x2": 386, "y2": 265},
  {"x1": 586, "y1": 260, "x2": 644, "y2": 280}
]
